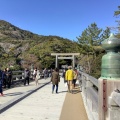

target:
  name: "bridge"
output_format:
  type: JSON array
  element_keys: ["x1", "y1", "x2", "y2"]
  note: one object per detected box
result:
[
  {"x1": 0, "y1": 34, "x2": 120, "y2": 120},
  {"x1": 0, "y1": 70, "x2": 120, "y2": 120},
  {"x1": 0, "y1": 74, "x2": 88, "y2": 120}
]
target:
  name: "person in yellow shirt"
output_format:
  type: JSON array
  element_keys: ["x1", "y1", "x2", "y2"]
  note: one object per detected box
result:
[{"x1": 65, "y1": 66, "x2": 74, "y2": 93}]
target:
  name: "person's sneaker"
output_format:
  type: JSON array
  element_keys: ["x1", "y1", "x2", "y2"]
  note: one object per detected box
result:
[{"x1": 52, "y1": 91, "x2": 54, "y2": 94}]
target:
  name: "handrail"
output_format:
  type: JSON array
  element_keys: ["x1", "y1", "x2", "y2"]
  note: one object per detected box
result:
[
  {"x1": 12, "y1": 70, "x2": 24, "y2": 80},
  {"x1": 79, "y1": 71, "x2": 98, "y2": 88},
  {"x1": 11, "y1": 70, "x2": 33, "y2": 81},
  {"x1": 87, "y1": 87, "x2": 98, "y2": 108},
  {"x1": 78, "y1": 71, "x2": 99, "y2": 120}
]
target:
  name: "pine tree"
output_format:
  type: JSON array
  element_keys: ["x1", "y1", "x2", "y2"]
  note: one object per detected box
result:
[{"x1": 77, "y1": 23, "x2": 102, "y2": 46}]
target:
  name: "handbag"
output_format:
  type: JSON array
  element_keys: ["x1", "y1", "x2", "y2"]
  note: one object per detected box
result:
[
  {"x1": 76, "y1": 80, "x2": 79, "y2": 84},
  {"x1": 65, "y1": 82, "x2": 67, "y2": 87}
]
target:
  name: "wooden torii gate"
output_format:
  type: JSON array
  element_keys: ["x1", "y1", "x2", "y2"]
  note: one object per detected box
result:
[{"x1": 51, "y1": 53, "x2": 80, "y2": 68}]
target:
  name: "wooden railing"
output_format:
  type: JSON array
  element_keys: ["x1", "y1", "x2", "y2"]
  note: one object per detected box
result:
[
  {"x1": 78, "y1": 71, "x2": 120, "y2": 120},
  {"x1": 78, "y1": 71, "x2": 98, "y2": 120},
  {"x1": 12, "y1": 71, "x2": 24, "y2": 80},
  {"x1": 12, "y1": 70, "x2": 44, "y2": 82}
]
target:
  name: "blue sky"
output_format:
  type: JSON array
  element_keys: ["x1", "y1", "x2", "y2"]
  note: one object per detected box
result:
[{"x1": 0, "y1": 0, "x2": 119, "y2": 40}]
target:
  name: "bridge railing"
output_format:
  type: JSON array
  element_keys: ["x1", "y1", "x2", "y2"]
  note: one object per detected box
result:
[
  {"x1": 78, "y1": 71, "x2": 99, "y2": 120},
  {"x1": 11, "y1": 70, "x2": 44, "y2": 82},
  {"x1": 12, "y1": 71, "x2": 24, "y2": 81},
  {"x1": 78, "y1": 71, "x2": 120, "y2": 120},
  {"x1": 11, "y1": 70, "x2": 34, "y2": 85}
]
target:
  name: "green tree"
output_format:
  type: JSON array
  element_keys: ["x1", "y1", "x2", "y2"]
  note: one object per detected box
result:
[
  {"x1": 101, "y1": 27, "x2": 111, "y2": 41},
  {"x1": 114, "y1": 6, "x2": 120, "y2": 35},
  {"x1": 77, "y1": 23, "x2": 102, "y2": 46},
  {"x1": 77, "y1": 23, "x2": 102, "y2": 73},
  {"x1": 77, "y1": 23, "x2": 109, "y2": 76}
]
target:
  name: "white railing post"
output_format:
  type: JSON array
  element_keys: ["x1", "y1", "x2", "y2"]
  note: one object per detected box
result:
[
  {"x1": 108, "y1": 91, "x2": 120, "y2": 120},
  {"x1": 98, "y1": 79, "x2": 120, "y2": 120}
]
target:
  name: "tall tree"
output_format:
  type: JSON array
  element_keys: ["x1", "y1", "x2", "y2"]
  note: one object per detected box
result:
[
  {"x1": 101, "y1": 27, "x2": 111, "y2": 41},
  {"x1": 77, "y1": 23, "x2": 102, "y2": 46},
  {"x1": 114, "y1": 6, "x2": 120, "y2": 35},
  {"x1": 77, "y1": 23, "x2": 102, "y2": 73},
  {"x1": 77, "y1": 23, "x2": 109, "y2": 75}
]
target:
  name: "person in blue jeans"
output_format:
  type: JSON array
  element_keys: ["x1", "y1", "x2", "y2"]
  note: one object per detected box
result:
[
  {"x1": 0, "y1": 70, "x2": 4, "y2": 96},
  {"x1": 51, "y1": 68, "x2": 60, "y2": 94}
]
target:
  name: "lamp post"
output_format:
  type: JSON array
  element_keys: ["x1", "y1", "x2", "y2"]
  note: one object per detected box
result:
[
  {"x1": 101, "y1": 33, "x2": 120, "y2": 79},
  {"x1": 98, "y1": 33, "x2": 120, "y2": 120}
]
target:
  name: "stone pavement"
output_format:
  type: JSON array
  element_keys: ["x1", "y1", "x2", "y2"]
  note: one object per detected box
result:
[
  {"x1": 0, "y1": 77, "x2": 88, "y2": 120},
  {"x1": 0, "y1": 78, "x2": 51, "y2": 113},
  {"x1": 0, "y1": 77, "x2": 68, "y2": 120},
  {"x1": 0, "y1": 79, "x2": 50, "y2": 105}
]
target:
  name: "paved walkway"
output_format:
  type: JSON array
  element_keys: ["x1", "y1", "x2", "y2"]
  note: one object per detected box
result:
[
  {"x1": 0, "y1": 79, "x2": 50, "y2": 106},
  {"x1": 0, "y1": 77, "x2": 88, "y2": 120}
]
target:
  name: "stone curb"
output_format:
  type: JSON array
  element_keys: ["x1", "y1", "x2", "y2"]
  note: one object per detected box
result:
[{"x1": 0, "y1": 81, "x2": 51, "y2": 114}]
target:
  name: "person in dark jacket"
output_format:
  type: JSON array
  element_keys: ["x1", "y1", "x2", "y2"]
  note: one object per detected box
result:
[
  {"x1": 6, "y1": 67, "x2": 12, "y2": 88},
  {"x1": 3, "y1": 68, "x2": 7, "y2": 88},
  {"x1": 24, "y1": 68, "x2": 30, "y2": 86},
  {"x1": 0, "y1": 70, "x2": 4, "y2": 96},
  {"x1": 51, "y1": 68, "x2": 60, "y2": 94}
]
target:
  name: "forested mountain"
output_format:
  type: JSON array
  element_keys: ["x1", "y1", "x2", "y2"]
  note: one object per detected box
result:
[
  {"x1": 0, "y1": 20, "x2": 80, "y2": 70},
  {"x1": 0, "y1": 20, "x2": 42, "y2": 41}
]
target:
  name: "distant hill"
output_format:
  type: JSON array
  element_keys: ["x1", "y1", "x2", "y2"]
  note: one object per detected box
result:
[
  {"x1": 0, "y1": 20, "x2": 80, "y2": 70},
  {"x1": 0, "y1": 20, "x2": 44, "y2": 41}
]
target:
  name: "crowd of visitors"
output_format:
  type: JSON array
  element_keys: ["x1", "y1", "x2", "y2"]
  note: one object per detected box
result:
[
  {"x1": 23, "y1": 66, "x2": 79, "y2": 94},
  {"x1": 0, "y1": 65, "x2": 79, "y2": 96}
]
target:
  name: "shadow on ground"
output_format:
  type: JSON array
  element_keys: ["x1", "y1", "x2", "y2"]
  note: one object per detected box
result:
[
  {"x1": 4, "y1": 92, "x2": 23, "y2": 96},
  {"x1": 58, "y1": 90, "x2": 67, "y2": 93}
]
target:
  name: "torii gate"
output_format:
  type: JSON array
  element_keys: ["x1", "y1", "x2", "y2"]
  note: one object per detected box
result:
[{"x1": 51, "y1": 53, "x2": 80, "y2": 68}]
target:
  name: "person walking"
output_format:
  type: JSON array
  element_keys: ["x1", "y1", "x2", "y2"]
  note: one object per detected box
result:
[
  {"x1": 3, "y1": 68, "x2": 7, "y2": 88},
  {"x1": 0, "y1": 69, "x2": 4, "y2": 96},
  {"x1": 43, "y1": 68, "x2": 48, "y2": 79},
  {"x1": 62, "y1": 68, "x2": 68, "y2": 83},
  {"x1": 24, "y1": 68, "x2": 30, "y2": 86},
  {"x1": 33, "y1": 68, "x2": 37, "y2": 80},
  {"x1": 72, "y1": 68, "x2": 78, "y2": 89},
  {"x1": 49, "y1": 68, "x2": 53, "y2": 77},
  {"x1": 51, "y1": 68, "x2": 60, "y2": 94},
  {"x1": 35, "y1": 69, "x2": 40, "y2": 86},
  {"x1": 65, "y1": 66, "x2": 74, "y2": 93},
  {"x1": 6, "y1": 67, "x2": 12, "y2": 88}
]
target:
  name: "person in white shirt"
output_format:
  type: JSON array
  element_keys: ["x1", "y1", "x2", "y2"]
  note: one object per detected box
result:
[{"x1": 35, "y1": 69, "x2": 40, "y2": 86}]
